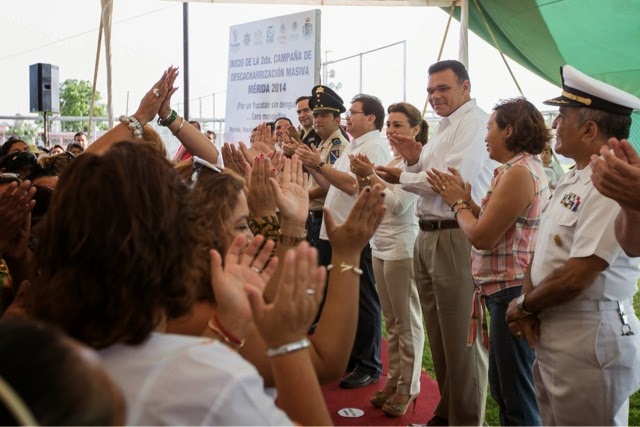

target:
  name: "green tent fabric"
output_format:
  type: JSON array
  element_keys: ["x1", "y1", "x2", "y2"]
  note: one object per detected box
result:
[{"x1": 446, "y1": 0, "x2": 640, "y2": 149}]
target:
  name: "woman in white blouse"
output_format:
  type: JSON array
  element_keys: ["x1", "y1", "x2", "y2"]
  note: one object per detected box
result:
[{"x1": 350, "y1": 102, "x2": 428, "y2": 418}]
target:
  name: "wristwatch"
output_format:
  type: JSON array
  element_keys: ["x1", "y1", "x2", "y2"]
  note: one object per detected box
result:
[
  {"x1": 315, "y1": 161, "x2": 325, "y2": 173},
  {"x1": 515, "y1": 294, "x2": 533, "y2": 315}
]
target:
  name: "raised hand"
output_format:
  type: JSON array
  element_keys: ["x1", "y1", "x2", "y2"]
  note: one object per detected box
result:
[
  {"x1": 0, "y1": 180, "x2": 36, "y2": 255},
  {"x1": 134, "y1": 69, "x2": 172, "y2": 125},
  {"x1": 239, "y1": 123, "x2": 274, "y2": 163},
  {"x1": 281, "y1": 127, "x2": 301, "y2": 158},
  {"x1": 222, "y1": 142, "x2": 251, "y2": 181},
  {"x1": 427, "y1": 168, "x2": 471, "y2": 207},
  {"x1": 209, "y1": 234, "x2": 277, "y2": 341},
  {"x1": 246, "y1": 155, "x2": 277, "y2": 218},
  {"x1": 158, "y1": 66, "x2": 180, "y2": 121},
  {"x1": 388, "y1": 133, "x2": 423, "y2": 165},
  {"x1": 324, "y1": 184, "x2": 386, "y2": 255},
  {"x1": 269, "y1": 154, "x2": 309, "y2": 226},
  {"x1": 267, "y1": 149, "x2": 286, "y2": 176},
  {"x1": 246, "y1": 242, "x2": 325, "y2": 347}
]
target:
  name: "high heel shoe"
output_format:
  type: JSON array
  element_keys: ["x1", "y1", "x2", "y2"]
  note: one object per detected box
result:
[
  {"x1": 370, "y1": 389, "x2": 395, "y2": 408},
  {"x1": 381, "y1": 393, "x2": 419, "y2": 418}
]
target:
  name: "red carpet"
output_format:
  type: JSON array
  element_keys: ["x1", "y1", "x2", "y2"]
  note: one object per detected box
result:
[{"x1": 322, "y1": 340, "x2": 440, "y2": 426}]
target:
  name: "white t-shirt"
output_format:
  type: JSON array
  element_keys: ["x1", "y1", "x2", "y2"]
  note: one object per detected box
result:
[{"x1": 99, "y1": 332, "x2": 292, "y2": 426}]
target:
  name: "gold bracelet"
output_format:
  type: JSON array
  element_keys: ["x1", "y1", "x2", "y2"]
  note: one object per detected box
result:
[
  {"x1": 453, "y1": 206, "x2": 471, "y2": 220},
  {"x1": 327, "y1": 262, "x2": 363, "y2": 275},
  {"x1": 279, "y1": 233, "x2": 307, "y2": 246},
  {"x1": 450, "y1": 199, "x2": 470, "y2": 211},
  {"x1": 172, "y1": 116, "x2": 185, "y2": 136}
]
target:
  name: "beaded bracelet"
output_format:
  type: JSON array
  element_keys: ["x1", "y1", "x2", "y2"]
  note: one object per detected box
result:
[
  {"x1": 207, "y1": 313, "x2": 245, "y2": 349},
  {"x1": 118, "y1": 115, "x2": 143, "y2": 139},
  {"x1": 327, "y1": 262, "x2": 363, "y2": 275},
  {"x1": 279, "y1": 233, "x2": 307, "y2": 246},
  {"x1": 157, "y1": 109, "x2": 177, "y2": 127},
  {"x1": 266, "y1": 338, "x2": 310, "y2": 358}
]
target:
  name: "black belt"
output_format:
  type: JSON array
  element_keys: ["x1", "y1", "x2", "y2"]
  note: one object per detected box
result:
[
  {"x1": 419, "y1": 219, "x2": 459, "y2": 231},
  {"x1": 309, "y1": 210, "x2": 323, "y2": 219}
]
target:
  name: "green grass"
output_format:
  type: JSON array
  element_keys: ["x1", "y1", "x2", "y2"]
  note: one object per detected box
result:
[{"x1": 412, "y1": 289, "x2": 640, "y2": 425}]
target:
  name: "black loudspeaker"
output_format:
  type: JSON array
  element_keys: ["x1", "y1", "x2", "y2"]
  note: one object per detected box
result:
[{"x1": 29, "y1": 63, "x2": 60, "y2": 113}]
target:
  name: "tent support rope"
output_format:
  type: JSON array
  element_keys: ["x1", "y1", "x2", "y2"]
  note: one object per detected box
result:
[
  {"x1": 471, "y1": 0, "x2": 523, "y2": 96},
  {"x1": 422, "y1": 0, "x2": 456, "y2": 117},
  {"x1": 88, "y1": 15, "x2": 103, "y2": 140}
]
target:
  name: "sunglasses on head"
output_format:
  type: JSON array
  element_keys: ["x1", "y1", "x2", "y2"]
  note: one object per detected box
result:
[{"x1": 190, "y1": 156, "x2": 222, "y2": 189}]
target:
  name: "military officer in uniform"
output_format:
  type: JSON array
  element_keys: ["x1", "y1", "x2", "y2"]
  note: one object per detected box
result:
[
  {"x1": 302, "y1": 86, "x2": 348, "y2": 252},
  {"x1": 506, "y1": 65, "x2": 640, "y2": 426}
]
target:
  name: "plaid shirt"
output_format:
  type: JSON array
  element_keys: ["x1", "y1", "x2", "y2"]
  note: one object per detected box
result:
[{"x1": 467, "y1": 152, "x2": 550, "y2": 348}]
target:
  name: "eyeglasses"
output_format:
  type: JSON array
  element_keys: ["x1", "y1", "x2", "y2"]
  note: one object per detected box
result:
[
  {"x1": 190, "y1": 156, "x2": 222, "y2": 189},
  {"x1": 344, "y1": 110, "x2": 366, "y2": 118}
]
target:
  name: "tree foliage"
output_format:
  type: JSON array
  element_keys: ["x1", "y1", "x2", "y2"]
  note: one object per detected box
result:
[
  {"x1": 7, "y1": 117, "x2": 40, "y2": 143},
  {"x1": 59, "y1": 79, "x2": 106, "y2": 132}
]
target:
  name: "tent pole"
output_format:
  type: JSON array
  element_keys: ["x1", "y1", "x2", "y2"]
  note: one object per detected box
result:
[
  {"x1": 88, "y1": 15, "x2": 103, "y2": 140},
  {"x1": 183, "y1": 2, "x2": 190, "y2": 121},
  {"x1": 458, "y1": 0, "x2": 468, "y2": 68}
]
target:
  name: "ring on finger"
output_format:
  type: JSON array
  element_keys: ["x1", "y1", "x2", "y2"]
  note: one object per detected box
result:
[
  {"x1": 152, "y1": 88, "x2": 160, "y2": 98},
  {"x1": 250, "y1": 266, "x2": 261, "y2": 274},
  {"x1": 441, "y1": 185, "x2": 446, "y2": 190},
  {"x1": 516, "y1": 331, "x2": 522, "y2": 337},
  {"x1": 305, "y1": 289, "x2": 316, "y2": 296}
]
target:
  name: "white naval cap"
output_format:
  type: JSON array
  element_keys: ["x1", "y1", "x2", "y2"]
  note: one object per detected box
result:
[{"x1": 543, "y1": 65, "x2": 640, "y2": 116}]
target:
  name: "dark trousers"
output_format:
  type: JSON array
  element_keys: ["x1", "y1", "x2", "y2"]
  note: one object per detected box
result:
[
  {"x1": 485, "y1": 287, "x2": 540, "y2": 426},
  {"x1": 316, "y1": 238, "x2": 382, "y2": 378}
]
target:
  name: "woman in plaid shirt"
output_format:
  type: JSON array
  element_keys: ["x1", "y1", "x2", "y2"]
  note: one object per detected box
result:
[{"x1": 427, "y1": 98, "x2": 551, "y2": 426}]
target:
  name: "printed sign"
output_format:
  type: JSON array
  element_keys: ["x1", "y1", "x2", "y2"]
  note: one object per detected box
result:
[{"x1": 224, "y1": 10, "x2": 321, "y2": 143}]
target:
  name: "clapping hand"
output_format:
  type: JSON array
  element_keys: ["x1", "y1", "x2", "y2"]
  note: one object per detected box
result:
[
  {"x1": 0, "y1": 180, "x2": 36, "y2": 256},
  {"x1": 349, "y1": 153, "x2": 374, "y2": 178},
  {"x1": 239, "y1": 123, "x2": 275, "y2": 163},
  {"x1": 281, "y1": 127, "x2": 302, "y2": 158},
  {"x1": 375, "y1": 165, "x2": 403, "y2": 184},
  {"x1": 324, "y1": 184, "x2": 386, "y2": 255},
  {"x1": 246, "y1": 155, "x2": 277, "y2": 218},
  {"x1": 134, "y1": 68, "x2": 173, "y2": 125},
  {"x1": 209, "y1": 234, "x2": 277, "y2": 342},
  {"x1": 246, "y1": 242, "x2": 325, "y2": 347},
  {"x1": 388, "y1": 133, "x2": 423, "y2": 165},
  {"x1": 591, "y1": 137, "x2": 640, "y2": 210},
  {"x1": 158, "y1": 66, "x2": 180, "y2": 121},
  {"x1": 269, "y1": 154, "x2": 309, "y2": 227},
  {"x1": 295, "y1": 144, "x2": 322, "y2": 171},
  {"x1": 222, "y1": 143, "x2": 251, "y2": 185},
  {"x1": 427, "y1": 167, "x2": 471, "y2": 207}
]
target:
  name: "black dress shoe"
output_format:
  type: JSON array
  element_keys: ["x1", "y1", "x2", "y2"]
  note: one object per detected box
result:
[
  {"x1": 426, "y1": 415, "x2": 449, "y2": 426},
  {"x1": 339, "y1": 370, "x2": 380, "y2": 389}
]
